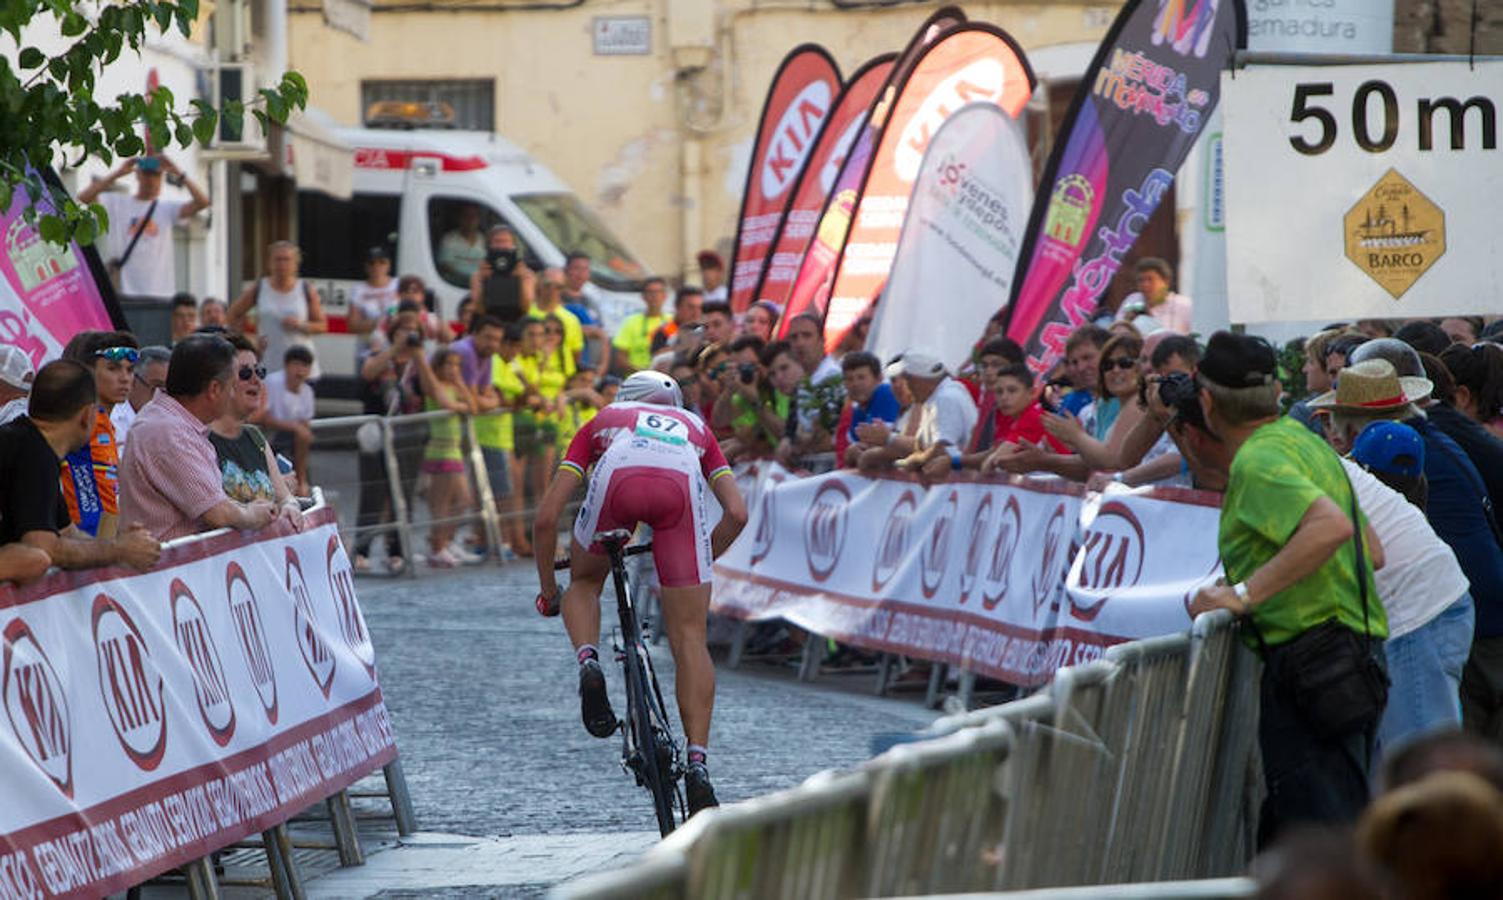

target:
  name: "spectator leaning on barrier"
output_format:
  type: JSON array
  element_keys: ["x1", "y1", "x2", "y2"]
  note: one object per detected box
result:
[
  {"x1": 58, "y1": 330, "x2": 139, "y2": 539},
  {"x1": 1, "y1": 360, "x2": 160, "y2": 574},
  {"x1": 1188, "y1": 332, "x2": 1388, "y2": 842},
  {"x1": 120, "y1": 335, "x2": 280, "y2": 541},
  {"x1": 112, "y1": 345, "x2": 169, "y2": 451},
  {"x1": 352, "y1": 306, "x2": 429, "y2": 574},
  {"x1": 0, "y1": 345, "x2": 35, "y2": 426},
  {"x1": 966, "y1": 338, "x2": 1027, "y2": 455},
  {"x1": 261, "y1": 346, "x2": 317, "y2": 496},
  {"x1": 612, "y1": 277, "x2": 670, "y2": 374},
  {"x1": 210, "y1": 333, "x2": 303, "y2": 530},
  {"x1": 857, "y1": 349, "x2": 976, "y2": 474},
  {"x1": 1327, "y1": 419, "x2": 1474, "y2": 755},
  {"x1": 758, "y1": 340, "x2": 805, "y2": 462},
  {"x1": 418, "y1": 347, "x2": 479, "y2": 568},
  {"x1": 1316, "y1": 349, "x2": 1503, "y2": 743},
  {"x1": 837, "y1": 351, "x2": 900, "y2": 466},
  {"x1": 1053, "y1": 326, "x2": 1108, "y2": 417},
  {"x1": 778, "y1": 314, "x2": 845, "y2": 463}
]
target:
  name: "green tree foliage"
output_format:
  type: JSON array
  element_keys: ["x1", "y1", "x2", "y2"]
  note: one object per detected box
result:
[{"x1": 0, "y1": 0, "x2": 308, "y2": 244}]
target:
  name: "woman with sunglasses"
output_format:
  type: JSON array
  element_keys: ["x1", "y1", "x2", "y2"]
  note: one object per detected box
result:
[
  {"x1": 537, "y1": 314, "x2": 576, "y2": 452},
  {"x1": 59, "y1": 330, "x2": 140, "y2": 539},
  {"x1": 208, "y1": 333, "x2": 304, "y2": 530}
]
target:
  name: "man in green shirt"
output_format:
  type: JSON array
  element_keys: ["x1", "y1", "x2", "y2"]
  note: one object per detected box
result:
[
  {"x1": 1188, "y1": 332, "x2": 1388, "y2": 844},
  {"x1": 610, "y1": 277, "x2": 668, "y2": 374}
]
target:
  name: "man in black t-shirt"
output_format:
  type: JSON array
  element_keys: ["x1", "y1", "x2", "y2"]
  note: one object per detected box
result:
[{"x1": 0, "y1": 360, "x2": 160, "y2": 576}]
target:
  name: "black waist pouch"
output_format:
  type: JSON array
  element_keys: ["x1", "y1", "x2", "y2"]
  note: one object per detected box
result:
[{"x1": 1267, "y1": 618, "x2": 1388, "y2": 740}]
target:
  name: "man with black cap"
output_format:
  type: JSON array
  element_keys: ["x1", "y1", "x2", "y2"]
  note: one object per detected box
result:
[{"x1": 1188, "y1": 331, "x2": 1388, "y2": 843}]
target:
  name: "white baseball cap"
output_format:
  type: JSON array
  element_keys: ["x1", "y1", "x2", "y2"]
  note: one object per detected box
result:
[
  {"x1": 0, "y1": 346, "x2": 34, "y2": 392},
  {"x1": 892, "y1": 348, "x2": 946, "y2": 379}
]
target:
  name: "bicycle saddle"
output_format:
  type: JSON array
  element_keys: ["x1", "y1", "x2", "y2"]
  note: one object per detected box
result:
[{"x1": 593, "y1": 529, "x2": 633, "y2": 548}]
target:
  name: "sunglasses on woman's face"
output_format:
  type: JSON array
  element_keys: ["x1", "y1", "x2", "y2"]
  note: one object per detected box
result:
[
  {"x1": 96, "y1": 347, "x2": 139, "y2": 363},
  {"x1": 238, "y1": 365, "x2": 268, "y2": 381},
  {"x1": 1106, "y1": 357, "x2": 1138, "y2": 370}
]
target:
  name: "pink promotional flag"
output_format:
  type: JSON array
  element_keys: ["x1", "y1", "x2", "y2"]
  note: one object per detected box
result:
[
  {"x1": 776, "y1": 6, "x2": 967, "y2": 336},
  {"x1": 822, "y1": 24, "x2": 1035, "y2": 353},
  {"x1": 728, "y1": 45, "x2": 840, "y2": 313},
  {"x1": 752, "y1": 54, "x2": 895, "y2": 314},
  {"x1": 0, "y1": 171, "x2": 122, "y2": 369},
  {"x1": 1003, "y1": 0, "x2": 1245, "y2": 373}
]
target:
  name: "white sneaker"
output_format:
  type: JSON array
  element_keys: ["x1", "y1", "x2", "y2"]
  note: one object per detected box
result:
[
  {"x1": 448, "y1": 542, "x2": 485, "y2": 566},
  {"x1": 426, "y1": 548, "x2": 459, "y2": 569}
]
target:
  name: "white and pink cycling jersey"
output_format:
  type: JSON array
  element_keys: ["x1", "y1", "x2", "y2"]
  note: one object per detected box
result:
[{"x1": 559, "y1": 402, "x2": 732, "y2": 587}]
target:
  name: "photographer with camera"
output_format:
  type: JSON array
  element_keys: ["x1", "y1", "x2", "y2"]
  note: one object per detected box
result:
[
  {"x1": 709, "y1": 336, "x2": 784, "y2": 461},
  {"x1": 468, "y1": 225, "x2": 536, "y2": 326}
]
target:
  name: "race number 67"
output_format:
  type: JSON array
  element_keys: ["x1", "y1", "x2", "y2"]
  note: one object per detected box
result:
[{"x1": 645, "y1": 414, "x2": 679, "y2": 432}]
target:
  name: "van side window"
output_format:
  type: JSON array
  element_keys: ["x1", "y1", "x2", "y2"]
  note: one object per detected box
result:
[
  {"x1": 428, "y1": 197, "x2": 529, "y2": 288},
  {"x1": 299, "y1": 192, "x2": 401, "y2": 280}
]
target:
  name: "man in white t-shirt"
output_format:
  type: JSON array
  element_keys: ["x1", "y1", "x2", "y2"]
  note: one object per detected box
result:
[
  {"x1": 261, "y1": 346, "x2": 317, "y2": 494},
  {"x1": 437, "y1": 203, "x2": 488, "y2": 286},
  {"x1": 855, "y1": 349, "x2": 976, "y2": 472},
  {"x1": 1114, "y1": 257, "x2": 1192, "y2": 335},
  {"x1": 78, "y1": 155, "x2": 209, "y2": 300}
]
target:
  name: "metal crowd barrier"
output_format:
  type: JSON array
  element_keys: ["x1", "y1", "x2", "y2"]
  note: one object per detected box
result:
[
  {"x1": 308, "y1": 410, "x2": 507, "y2": 568},
  {"x1": 122, "y1": 490, "x2": 420, "y2": 900},
  {"x1": 557, "y1": 611, "x2": 1262, "y2": 900}
]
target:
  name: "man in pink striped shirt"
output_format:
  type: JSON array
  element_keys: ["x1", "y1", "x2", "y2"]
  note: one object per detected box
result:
[{"x1": 119, "y1": 335, "x2": 279, "y2": 541}]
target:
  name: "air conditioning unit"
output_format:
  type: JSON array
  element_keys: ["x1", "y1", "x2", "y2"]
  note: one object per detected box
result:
[{"x1": 199, "y1": 62, "x2": 266, "y2": 159}]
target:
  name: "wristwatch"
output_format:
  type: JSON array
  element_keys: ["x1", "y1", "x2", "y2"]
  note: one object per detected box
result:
[{"x1": 1231, "y1": 581, "x2": 1252, "y2": 614}]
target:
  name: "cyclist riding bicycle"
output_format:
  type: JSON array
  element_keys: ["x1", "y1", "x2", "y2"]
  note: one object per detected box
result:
[{"x1": 533, "y1": 370, "x2": 748, "y2": 816}]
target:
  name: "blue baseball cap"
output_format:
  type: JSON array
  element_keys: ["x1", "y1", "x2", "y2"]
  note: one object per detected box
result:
[{"x1": 1352, "y1": 421, "x2": 1425, "y2": 478}]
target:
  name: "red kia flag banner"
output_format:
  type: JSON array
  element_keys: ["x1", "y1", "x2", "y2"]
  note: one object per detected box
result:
[
  {"x1": 0, "y1": 510, "x2": 396, "y2": 897},
  {"x1": 823, "y1": 25, "x2": 1035, "y2": 352},
  {"x1": 753, "y1": 54, "x2": 895, "y2": 312},
  {"x1": 728, "y1": 45, "x2": 841, "y2": 312},
  {"x1": 777, "y1": 6, "x2": 967, "y2": 335},
  {"x1": 1003, "y1": 0, "x2": 1245, "y2": 373}
]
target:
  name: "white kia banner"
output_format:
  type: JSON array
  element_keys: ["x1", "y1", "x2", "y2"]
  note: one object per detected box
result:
[
  {"x1": 0, "y1": 509, "x2": 395, "y2": 898},
  {"x1": 868, "y1": 102, "x2": 1033, "y2": 371},
  {"x1": 1223, "y1": 61, "x2": 1503, "y2": 322},
  {"x1": 714, "y1": 467, "x2": 1222, "y2": 685}
]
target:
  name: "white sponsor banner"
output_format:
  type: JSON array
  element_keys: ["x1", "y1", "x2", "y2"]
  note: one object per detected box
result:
[
  {"x1": 0, "y1": 510, "x2": 395, "y2": 898},
  {"x1": 1223, "y1": 61, "x2": 1503, "y2": 323},
  {"x1": 869, "y1": 103, "x2": 1033, "y2": 371},
  {"x1": 713, "y1": 468, "x2": 1223, "y2": 686}
]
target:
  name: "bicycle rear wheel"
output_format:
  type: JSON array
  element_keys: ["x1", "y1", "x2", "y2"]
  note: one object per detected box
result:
[{"x1": 624, "y1": 643, "x2": 678, "y2": 837}]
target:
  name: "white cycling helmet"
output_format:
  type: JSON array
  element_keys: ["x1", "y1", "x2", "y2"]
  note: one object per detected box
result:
[{"x1": 617, "y1": 370, "x2": 683, "y2": 407}]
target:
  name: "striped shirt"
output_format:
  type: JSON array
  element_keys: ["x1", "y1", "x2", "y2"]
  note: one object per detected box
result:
[{"x1": 118, "y1": 393, "x2": 230, "y2": 541}]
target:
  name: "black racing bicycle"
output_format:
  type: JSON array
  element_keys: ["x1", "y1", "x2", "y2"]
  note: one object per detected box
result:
[{"x1": 554, "y1": 530, "x2": 684, "y2": 836}]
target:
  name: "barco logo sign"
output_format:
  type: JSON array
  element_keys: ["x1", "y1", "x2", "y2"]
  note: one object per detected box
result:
[
  {"x1": 287, "y1": 547, "x2": 336, "y2": 698},
  {"x1": 226, "y1": 562, "x2": 278, "y2": 724},
  {"x1": 3, "y1": 618, "x2": 72, "y2": 796},
  {"x1": 93, "y1": 594, "x2": 167, "y2": 771},
  {"x1": 171, "y1": 579, "x2": 237, "y2": 746},
  {"x1": 803, "y1": 479, "x2": 851, "y2": 582},
  {"x1": 761, "y1": 81, "x2": 833, "y2": 201}
]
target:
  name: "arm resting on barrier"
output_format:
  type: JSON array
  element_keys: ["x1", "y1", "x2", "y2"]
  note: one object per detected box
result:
[
  {"x1": 1191, "y1": 495, "x2": 1371, "y2": 615},
  {"x1": 532, "y1": 468, "x2": 581, "y2": 599},
  {"x1": 25, "y1": 523, "x2": 161, "y2": 572},
  {"x1": 202, "y1": 499, "x2": 277, "y2": 533}
]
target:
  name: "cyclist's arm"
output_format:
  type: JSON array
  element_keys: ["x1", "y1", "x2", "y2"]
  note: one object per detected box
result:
[
  {"x1": 532, "y1": 467, "x2": 581, "y2": 598},
  {"x1": 709, "y1": 470, "x2": 748, "y2": 559}
]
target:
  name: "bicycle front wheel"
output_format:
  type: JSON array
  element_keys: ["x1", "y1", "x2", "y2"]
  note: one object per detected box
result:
[{"x1": 625, "y1": 643, "x2": 677, "y2": 837}]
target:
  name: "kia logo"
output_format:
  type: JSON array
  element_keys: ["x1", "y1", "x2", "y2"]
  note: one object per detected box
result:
[
  {"x1": 1031, "y1": 503, "x2": 1069, "y2": 617},
  {"x1": 749, "y1": 473, "x2": 785, "y2": 566},
  {"x1": 1069, "y1": 501, "x2": 1147, "y2": 621},
  {"x1": 328, "y1": 536, "x2": 377, "y2": 679},
  {"x1": 920, "y1": 490, "x2": 959, "y2": 598},
  {"x1": 894, "y1": 58, "x2": 1008, "y2": 182},
  {"x1": 819, "y1": 113, "x2": 866, "y2": 195},
  {"x1": 981, "y1": 495, "x2": 1023, "y2": 610},
  {"x1": 226, "y1": 562, "x2": 278, "y2": 725},
  {"x1": 169, "y1": 579, "x2": 237, "y2": 747},
  {"x1": 959, "y1": 492, "x2": 995, "y2": 603},
  {"x1": 287, "y1": 547, "x2": 336, "y2": 698},
  {"x1": 761, "y1": 81, "x2": 833, "y2": 200},
  {"x1": 3, "y1": 618, "x2": 72, "y2": 797},
  {"x1": 93, "y1": 594, "x2": 167, "y2": 771},
  {"x1": 872, "y1": 491, "x2": 917, "y2": 592},
  {"x1": 803, "y1": 479, "x2": 851, "y2": 582}
]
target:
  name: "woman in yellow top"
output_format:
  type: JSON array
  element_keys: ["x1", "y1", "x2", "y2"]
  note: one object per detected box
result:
[
  {"x1": 538, "y1": 314, "x2": 579, "y2": 451},
  {"x1": 511, "y1": 318, "x2": 556, "y2": 512}
]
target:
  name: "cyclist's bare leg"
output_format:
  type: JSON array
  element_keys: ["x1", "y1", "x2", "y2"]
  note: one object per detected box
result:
[
  {"x1": 562, "y1": 537, "x2": 610, "y2": 651},
  {"x1": 659, "y1": 582, "x2": 715, "y2": 747}
]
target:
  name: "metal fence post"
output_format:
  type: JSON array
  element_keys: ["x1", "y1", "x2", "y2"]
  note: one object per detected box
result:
[
  {"x1": 326, "y1": 789, "x2": 366, "y2": 867},
  {"x1": 383, "y1": 758, "x2": 420, "y2": 836},
  {"x1": 463, "y1": 414, "x2": 505, "y2": 558},
  {"x1": 262, "y1": 824, "x2": 305, "y2": 900},
  {"x1": 381, "y1": 418, "x2": 417, "y2": 574}
]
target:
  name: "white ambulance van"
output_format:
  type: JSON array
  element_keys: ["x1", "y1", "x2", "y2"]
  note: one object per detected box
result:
[{"x1": 299, "y1": 106, "x2": 648, "y2": 393}]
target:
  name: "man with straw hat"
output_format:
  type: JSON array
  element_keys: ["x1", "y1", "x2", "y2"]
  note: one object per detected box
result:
[{"x1": 1317, "y1": 356, "x2": 1503, "y2": 744}]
